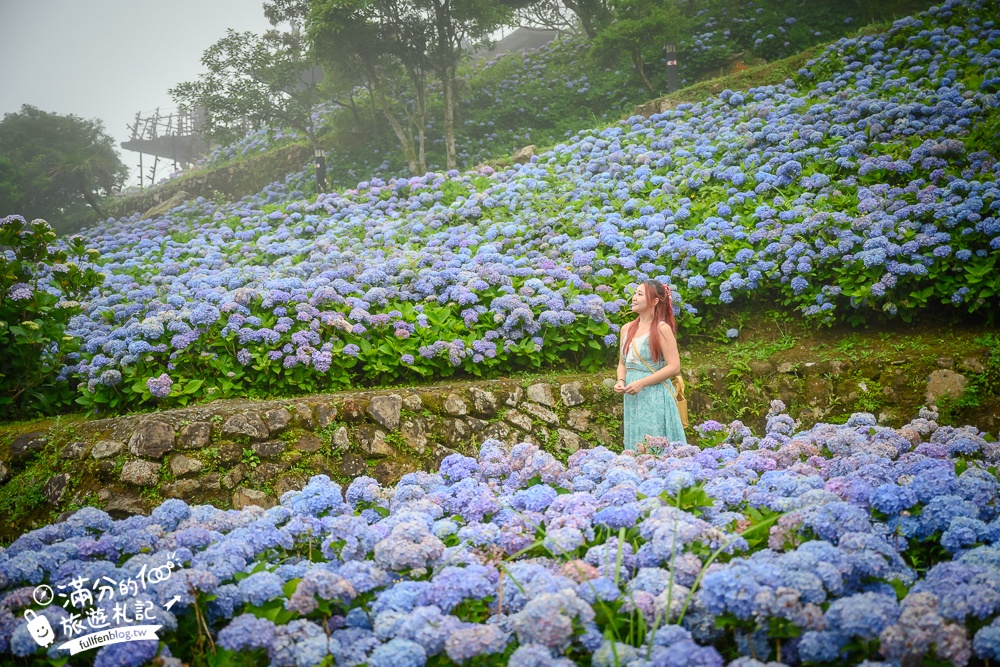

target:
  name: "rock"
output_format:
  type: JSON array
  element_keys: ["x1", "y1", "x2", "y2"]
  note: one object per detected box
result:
[
  {"x1": 804, "y1": 377, "x2": 833, "y2": 407},
  {"x1": 749, "y1": 361, "x2": 775, "y2": 374},
  {"x1": 526, "y1": 383, "x2": 556, "y2": 407},
  {"x1": 178, "y1": 422, "x2": 212, "y2": 449},
  {"x1": 592, "y1": 425, "x2": 614, "y2": 447},
  {"x1": 264, "y1": 408, "x2": 292, "y2": 435},
  {"x1": 162, "y1": 480, "x2": 200, "y2": 500},
  {"x1": 142, "y1": 190, "x2": 189, "y2": 219},
  {"x1": 442, "y1": 419, "x2": 472, "y2": 447},
  {"x1": 332, "y1": 426, "x2": 350, "y2": 451},
  {"x1": 504, "y1": 409, "x2": 533, "y2": 433},
  {"x1": 355, "y1": 425, "x2": 394, "y2": 457},
  {"x1": 567, "y1": 409, "x2": 591, "y2": 432},
  {"x1": 293, "y1": 433, "x2": 324, "y2": 453},
  {"x1": 95, "y1": 461, "x2": 117, "y2": 482},
  {"x1": 776, "y1": 362, "x2": 795, "y2": 374},
  {"x1": 222, "y1": 465, "x2": 245, "y2": 490},
  {"x1": 217, "y1": 442, "x2": 243, "y2": 466},
  {"x1": 367, "y1": 395, "x2": 402, "y2": 431},
  {"x1": 936, "y1": 357, "x2": 954, "y2": 369},
  {"x1": 400, "y1": 418, "x2": 429, "y2": 454},
  {"x1": 0, "y1": 461, "x2": 9, "y2": 485},
  {"x1": 926, "y1": 369, "x2": 968, "y2": 405},
  {"x1": 469, "y1": 387, "x2": 498, "y2": 416},
  {"x1": 253, "y1": 441, "x2": 286, "y2": 459},
  {"x1": 504, "y1": 386, "x2": 523, "y2": 407},
  {"x1": 513, "y1": 144, "x2": 536, "y2": 164},
  {"x1": 233, "y1": 487, "x2": 274, "y2": 510},
  {"x1": 120, "y1": 460, "x2": 160, "y2": 487},
  {"x1": 339, "y1": 454, "x2": 368, "y2": 478},
  {"x1": 481, "y1": 422, "x2": 512, "y2": 444},
  {"x1": 556, "y1": 429, "x2": 584, "y2": 453},
  {"x1": 293, "y1": 403, "x2": 316, "y2": 430},
  {"x1": 443, "y1": 393, "x2": 468, "y2": 417},
  {"x1": 10, "y1": 431, "x2": 47, "y2": 464},
  {"x1": 56, "y1": 510, "x2": 78, "y2": 523},
  {"x1": 250, "y1": 462, "x2": 287, "y2": 486},
  {"x1": 560, "y1": 382, "x2": 586, "y2": 407},
  {"x1": 521, "y1": 402, "x2": 560, "y2": 426},
  {"x1": 373, "y1": 460, "x2": 419, "y2": 486},
  {"x1": 634, "y1": 98, "x2": 678, "y2": 118},
  {"x1": 467, "y1": 417, "x2": 488, "y2": 433},
  {"x1": 104, "y1": 492, "x2": 148, "y2": 518},
  {"x1": 960, "y1": 356, "x2": 986, "y2": 374},
  {"x1": 402, "y1": 394, "x2": 423, "y2": 411},
  {"x1": 222, "y1": 413, "x2": 269, "y2": 442},
  {"x1": 61, "y1": 441, "x2": 90, "y2": 460},
  {"x1": 128, "y1": 421, "x2": 175, "y2": 460},
  {"x1": 91, "y1": 440, "x2": 124, "y2": 459},
  {"x1": 341, "y1": 398, "x2": 367, "y2": 422},
  {"x1": 275, "y1": 474, "x2": 308, "y2": 496},
  {"x1": 170, "y1": 454, "x2": 203, "y2": 478},
  {"x1": 201, "y1": 473, "x2": 221, "y2": 492},
  {"x1": 602, "y1": 378, "x2": 617, "y2": 391},
  {"x1": 43, "y1": 473, "x2": 70, "y2": 504},
  {"x1": 315, "y1": 403, "x2": 338, "y2": 429}
]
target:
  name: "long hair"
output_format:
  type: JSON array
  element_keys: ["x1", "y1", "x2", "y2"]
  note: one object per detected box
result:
[{"x1": 622, "y1": 280, "x2": 677, "y2": 364}]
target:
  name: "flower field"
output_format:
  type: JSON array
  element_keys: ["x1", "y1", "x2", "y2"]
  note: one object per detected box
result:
[
  {"x1": 13, "y1": 0, "x2": 989, "y2": 414},
  {"x1": 1, "y1": 403, "x2": 999, "y2": 666}
]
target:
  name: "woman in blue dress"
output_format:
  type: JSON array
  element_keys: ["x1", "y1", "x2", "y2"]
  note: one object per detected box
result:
[{"x1": 613, "y1": 280, "x2": 687, "y2": 451}]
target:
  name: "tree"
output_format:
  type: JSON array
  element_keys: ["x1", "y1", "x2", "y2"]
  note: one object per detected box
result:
[
  {"x1": 0, "y1": 106, "x2": 127, "y2": 234},
  {"x1": 560, "y1": 0, "x2": 613, "y2": 39},
  {"x1": 309, "y1": 0, "x2": 435, "y2": 175},
  {"x1": 416, "y1": 0, "x2": 536, "y2": 170},
  {"x1": 592, "y1": 0, "x2": 685, "y2": 94},
  {"x1": 170, "y1": 28, "x2": 328, "y2": 148}
]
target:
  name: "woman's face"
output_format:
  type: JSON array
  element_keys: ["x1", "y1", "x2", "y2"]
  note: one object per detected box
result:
[{"x1": 631, "y1": 285, "x2": 657, "y2": 314}]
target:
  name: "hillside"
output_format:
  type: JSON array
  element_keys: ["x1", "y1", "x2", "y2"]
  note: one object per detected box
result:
[
  {"x1": 3, "y1": 1, "x2": 1000, "y2": 665},
  {"x1": 110, "y1": 0, "x2": 939, "y2": 216},
  {"x1": 41, "y1": 0, "x2": 997, "y2": 420}
]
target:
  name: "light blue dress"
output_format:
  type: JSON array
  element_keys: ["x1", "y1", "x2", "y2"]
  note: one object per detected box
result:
[{"x1": 623, "y1": 332, "x2": 688, "y2": 451}]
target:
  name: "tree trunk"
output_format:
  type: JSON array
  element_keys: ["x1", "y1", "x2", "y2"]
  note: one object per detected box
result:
[
  {"x1": 81, "y1": 187, "x2": 107, "y2": 220},
  {"x1": 432, "y1": 0, "x2": 459, "y2": 170},
  {"x1": 365, "y1": 81, "x2": 378, "y2": 132},
  {"x1": 443, "y1": 64, "x2": 457, "y2": 170},
  {"x1": 364, "y1": 61, "x2": 421, "y2": 175},
  {"x1": 631, "y1": 46, "x2": 654, "y2": 95},
  {"x1": 378, "y1": 90, "x2": 420, "y2": 175},
  {"x1": 563, "y1": 0, "x2": 598, "y2": 39}
]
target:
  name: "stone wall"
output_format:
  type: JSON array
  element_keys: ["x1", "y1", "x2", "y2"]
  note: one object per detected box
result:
[
  {"x1": 1, "y1": 344, "x2": 994, "y2": 540},
  {"x1": 106, "y1": 144, "x2": 313, "y2": 220},
  {"x1": 1, "y1": 375, "x2": 622, "y2": 531}
]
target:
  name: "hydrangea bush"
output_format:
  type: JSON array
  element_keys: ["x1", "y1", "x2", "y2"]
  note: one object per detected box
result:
[
  {"x1": 1, "y1": 403, "x2": 998, "y2": 666},
  {"x1": 12, "y1": 0, "x2": 997, "y2": 414},
  {"x1": 0, "y1": 216, "x2": 103, "y2": 417}
]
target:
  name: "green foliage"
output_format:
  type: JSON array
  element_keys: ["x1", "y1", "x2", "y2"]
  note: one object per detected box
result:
[
  {"x1": 0, "y1": 105, "x2": 127, "y2": 235},
  {"x1": 170, "y1": 29, "x2": 326, "y2": 147},
  {"x1": 0, "y1": 216, "x2": 103, "y2": 418},
  {"x1": 242, "y1": 448, "x2": 262, "y2": 469}
]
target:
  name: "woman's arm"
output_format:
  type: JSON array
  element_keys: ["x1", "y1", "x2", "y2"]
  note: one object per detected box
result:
[
  {"x1": 623, "y1": 322, "x2": 680, "y2": 394},
  {"x1": 613, "y1": 324, "x2": 630, "y2": 394}
]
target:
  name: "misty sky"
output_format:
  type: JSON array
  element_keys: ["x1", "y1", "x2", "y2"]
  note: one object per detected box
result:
[{"x1": 0, "y1": 0, "x2": 273, "y2": 184}]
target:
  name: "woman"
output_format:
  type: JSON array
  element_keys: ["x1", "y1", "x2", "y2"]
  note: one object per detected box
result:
[{"x1": 613, "y1": 280, "x2": 687, "y2": 451}]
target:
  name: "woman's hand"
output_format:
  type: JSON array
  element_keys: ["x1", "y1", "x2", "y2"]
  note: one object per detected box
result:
[
  {"x1": 613, "y1": 380, "x2": 626, "y2": 394},
  {"x1": 623, "y1": 379, "x2": 645, "y2": 395}
]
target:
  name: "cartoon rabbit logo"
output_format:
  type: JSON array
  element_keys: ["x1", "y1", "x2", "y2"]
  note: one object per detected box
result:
[{"x1": 24, "y1": 610, "x2": 55, "y2": 647}]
